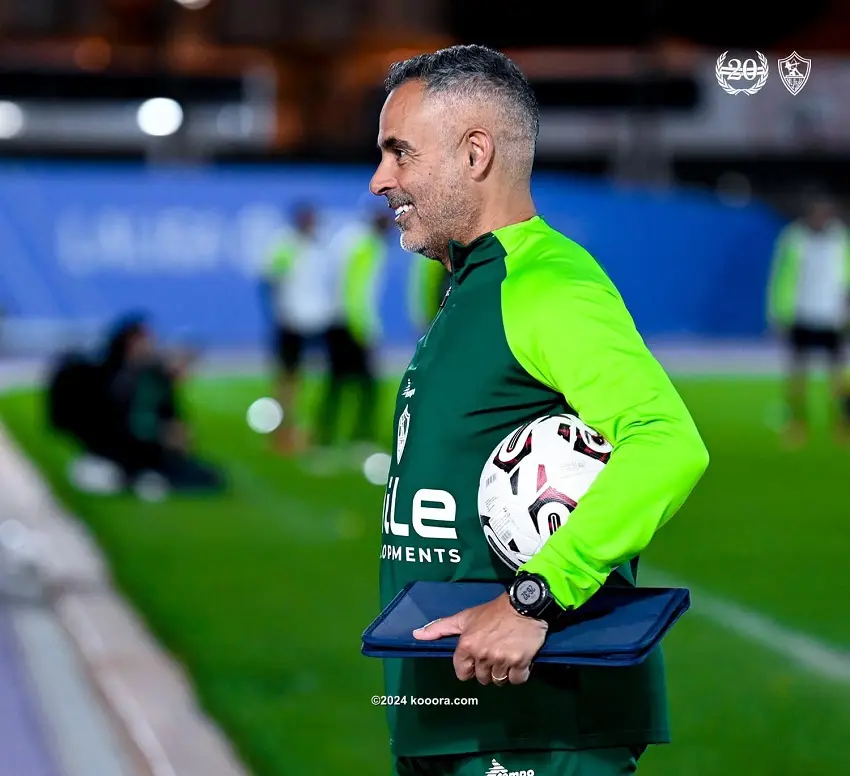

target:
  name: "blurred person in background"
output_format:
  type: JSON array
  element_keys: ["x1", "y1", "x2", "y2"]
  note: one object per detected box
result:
[
  {"x1": 408, "y1": 255, "x2": 450, "y2": 334},
  {"x1": 767, "y1": 188, "x2": 850, "y2": 446},
  {"x1": 48, "y1": 314, "x2": 224, "y2": 499},
  {"x1": 313, "y1": 209, "x2": 394, "y2": 453},
  {"x1": 260, "y1": 202, "x2": 335, "y2": 454}
]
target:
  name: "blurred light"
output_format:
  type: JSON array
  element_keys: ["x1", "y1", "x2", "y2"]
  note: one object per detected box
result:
[
  {"x1": 362, "y1": 453, "x2": 391, "y2": 486},
  {"x1": 174, "y1": 0, "x2": 212, "y2": 8},
  {"x1": 0, "y1": 101, "x2": 24, "y2": 139},
  {"x1": 247, "y1": 398, "x2": 284, "y2": 434},
  {"x1": 136, "y1": 98, "x2": 184, "y2": 137},
  {"x1": 216, "y1": 105, "x2": 255, "y2": 137},
  {"x1": 74, "y1": 37, "x2": 112, "y2": 71}
]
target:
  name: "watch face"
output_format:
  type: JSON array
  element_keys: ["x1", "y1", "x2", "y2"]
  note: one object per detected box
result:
[{"x1": 514, "y1": 578, "x2": 542, "y2": 607}]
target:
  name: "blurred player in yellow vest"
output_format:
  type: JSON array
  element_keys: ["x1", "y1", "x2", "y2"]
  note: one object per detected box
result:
[{"x1": 315, "y1": 210, "x2": 394, "y2": 451}]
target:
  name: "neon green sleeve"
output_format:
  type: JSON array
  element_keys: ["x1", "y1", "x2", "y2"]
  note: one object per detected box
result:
[{"x1": 502, "y1": 262, "x2": 710, "y2": 610}]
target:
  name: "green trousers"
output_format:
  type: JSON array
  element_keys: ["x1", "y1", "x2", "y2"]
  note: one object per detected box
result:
[{"x1": 395, "y1": 746, "x2": 645, "y2": 776}]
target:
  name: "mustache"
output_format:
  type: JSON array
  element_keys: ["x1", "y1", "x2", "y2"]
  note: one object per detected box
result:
[{"x1": 386, "y1": 193, "x2": 413, "y2": 209}]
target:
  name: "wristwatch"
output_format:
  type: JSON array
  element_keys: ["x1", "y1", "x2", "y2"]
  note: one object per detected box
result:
[{"x1": 508, "y1": 571, "x2": 567, "y2": 626}]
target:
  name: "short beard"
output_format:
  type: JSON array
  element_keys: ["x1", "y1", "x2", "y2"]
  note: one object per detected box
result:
[
  {"x1": 401, "y1": 231, "x2": 444, "y2": 261},
  {"x1": 402, "y1": 179, "x2": 478, "y2": 262}
]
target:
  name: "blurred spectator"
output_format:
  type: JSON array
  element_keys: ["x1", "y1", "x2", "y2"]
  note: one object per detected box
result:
[
  {"x1": 46, "y1": 314, "x2": 225, "y2": 499},
  {"x1": 315, "y1": 210, "x2": 394, "y2": 451},
  {"x1": 767, "y1": 188, "x2": 850, "y2": 445},
  {"x1": 259, "y1": 202, "x2": 336, "y2": 454}
]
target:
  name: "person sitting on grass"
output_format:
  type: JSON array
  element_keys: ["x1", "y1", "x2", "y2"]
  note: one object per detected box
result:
[{"x1": 48, "y1": 314, "x2": 225, "y2": 499}]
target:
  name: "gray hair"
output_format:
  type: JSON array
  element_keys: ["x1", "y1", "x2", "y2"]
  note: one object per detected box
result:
[{"x1": 384, "y1": 45, "x2": 539, "y2": 178}]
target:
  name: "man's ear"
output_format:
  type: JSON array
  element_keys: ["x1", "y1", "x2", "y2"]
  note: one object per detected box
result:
[{"x1": 466, "y1": 128, "x2": 494, "y2": 180}]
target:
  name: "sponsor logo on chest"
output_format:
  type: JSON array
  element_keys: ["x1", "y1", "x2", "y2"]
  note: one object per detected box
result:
[{"x1": 380, "y1": 476, "x2": 462, "y2": 565}]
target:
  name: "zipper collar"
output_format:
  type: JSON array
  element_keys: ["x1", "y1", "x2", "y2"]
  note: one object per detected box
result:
[{"x1": 447, "y1": 216, "x2": 542, "y2": 283}]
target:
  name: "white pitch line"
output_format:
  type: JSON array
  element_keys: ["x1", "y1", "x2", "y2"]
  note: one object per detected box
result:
[{"x1": 645, "y1": 569, "x2": 850, "y2": 683}]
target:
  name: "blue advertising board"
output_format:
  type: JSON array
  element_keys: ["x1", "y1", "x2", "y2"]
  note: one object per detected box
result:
[{"x1": 0, "y1": 163, "x2": 785, "y2": 351}]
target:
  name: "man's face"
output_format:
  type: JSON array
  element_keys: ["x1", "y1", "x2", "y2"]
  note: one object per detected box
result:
[
  {"x1": 295, "y1": 208, "x2": 317, "y2": 235},
  {"x1": 127, "y1": 328, "x2": 154, "y2": 364},
  {"x1": 805, "y1": 199, "x2": 835, "y2": 231},
  {"x1": 369, "y1": 80, "x2": 479, "y2": 260}
]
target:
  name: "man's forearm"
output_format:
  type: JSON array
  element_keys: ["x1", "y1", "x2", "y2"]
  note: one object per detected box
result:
[{"x1": 520, "y1": 418, "x2": 709, "y2": 610}]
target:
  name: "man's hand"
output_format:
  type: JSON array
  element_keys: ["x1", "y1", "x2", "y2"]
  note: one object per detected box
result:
[{"x1": 412, "y1": 592, "x2": 547, "y2": 686}]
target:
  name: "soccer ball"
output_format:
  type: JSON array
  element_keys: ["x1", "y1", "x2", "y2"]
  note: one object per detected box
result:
[{"x1": 478, "y1": 414, "x2": 612, "y2": 571}]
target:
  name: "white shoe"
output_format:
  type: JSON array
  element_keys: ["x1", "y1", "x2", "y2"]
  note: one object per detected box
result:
[
  {"x1": 68, "y1": 455, "x2": 123, "y2": 494},
  {"x1": 133, "y1": 471, "x2": 170, "y2": 502}
]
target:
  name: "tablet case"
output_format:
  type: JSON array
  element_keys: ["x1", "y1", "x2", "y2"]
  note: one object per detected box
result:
[{"x1": 362, "y1": 581, "x2": 689, "y2": 667}]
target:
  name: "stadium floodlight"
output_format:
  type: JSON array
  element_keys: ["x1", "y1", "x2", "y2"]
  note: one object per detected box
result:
[
  {"x1": 136, "y1": 98, "x2": 184, "y2": 137},
  {"x1": 0, "y1": 101, "x2": 25, "y2": 139},
  {"x1": 173, "y1": 0, "x2": 212, "y2": 8}
]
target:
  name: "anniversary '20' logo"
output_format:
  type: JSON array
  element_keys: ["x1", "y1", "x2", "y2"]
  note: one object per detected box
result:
[{"x1": 715, "y1": 51, "x2": 770, "y2": 95}]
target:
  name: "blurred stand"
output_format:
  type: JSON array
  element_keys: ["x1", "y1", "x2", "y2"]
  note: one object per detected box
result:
[
  {"x1": 1, "y1": 4, "x2": 850, "y2": 365},
  {"x1": 0, "y1": 2, "x2": 847, "y2": 192}
]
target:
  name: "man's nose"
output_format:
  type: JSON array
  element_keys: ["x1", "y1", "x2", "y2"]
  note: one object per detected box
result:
[{"x1": 370, "y1": 160, "x2": 396, "y2": 197}]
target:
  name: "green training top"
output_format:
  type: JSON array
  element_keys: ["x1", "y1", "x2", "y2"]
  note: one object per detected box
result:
[{"x1": 378, "y1": 215, "x2": 709, "y2": 758}]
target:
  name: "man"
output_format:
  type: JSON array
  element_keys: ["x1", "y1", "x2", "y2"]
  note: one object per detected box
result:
[
  {"x1": 315, "y1": 210, "x2": 393, "y2": 450},
  {"x1": 369, "y1": 45, "x2": 710, "y2": 776},
  {"x1": 261, "y1": 202, "x2": 335, "y2": 453},
  {"x1": 767, "y1": 189, "x2": 850, "y2": 444}
]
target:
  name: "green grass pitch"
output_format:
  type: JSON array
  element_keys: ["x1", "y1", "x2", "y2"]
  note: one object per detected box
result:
[{"x1": 0, "y1": 372, "x2": 848, "y2": 776}]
